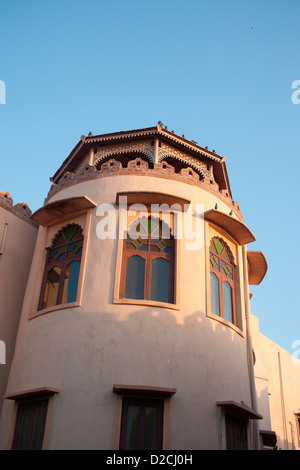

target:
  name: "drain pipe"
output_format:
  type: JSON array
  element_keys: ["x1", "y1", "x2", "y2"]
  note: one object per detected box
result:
[
  {"x1": 278, "y1": 352, "x2": 288, "y2": 449},
  {"x1": 242, "y1": 245, "x2": 260, "y2": 450}
]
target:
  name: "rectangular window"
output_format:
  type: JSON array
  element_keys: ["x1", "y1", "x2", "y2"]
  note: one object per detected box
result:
[
  {"x1": 11, "y1": 399, "x2": 49, "y2": 450},
  {"x1": 225, "y1": 414, "x2": 248, "y2": 450},
  {"x1": 119, "y1": 398, "x2": 164, "y2": 450}
]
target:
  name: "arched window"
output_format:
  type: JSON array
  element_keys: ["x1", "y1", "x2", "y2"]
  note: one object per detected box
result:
[
  {"x1": 38, "y1": 224, "x2": 83, "y2": 311},
  {"x1": 209, "y1": 237, "x2": 236, "y2": 324},
  {"x1": 120, "y1": 217, "x2": 174, "y2": 304}
]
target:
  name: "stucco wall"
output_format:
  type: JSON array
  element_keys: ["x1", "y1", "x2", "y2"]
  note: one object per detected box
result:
[{"x1": 251, "y1": 314, "x2": 300, "y2": 450}]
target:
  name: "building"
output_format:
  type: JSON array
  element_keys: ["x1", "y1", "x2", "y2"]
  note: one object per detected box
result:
[
  {"x1": 0, "y1": 123, "x2": 299, "y2": 450},
  {"x1": 0, "y1": 192, "x2": 38, "y2": 416}
]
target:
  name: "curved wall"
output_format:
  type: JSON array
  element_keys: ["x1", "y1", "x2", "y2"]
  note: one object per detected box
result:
[{"x1": 0, "y1": 171, "x2": 253, "y2": 450}]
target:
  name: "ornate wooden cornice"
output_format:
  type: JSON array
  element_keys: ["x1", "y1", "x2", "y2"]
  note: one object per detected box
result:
[{"x1": 51, "y1": 123, "x2": 231, "y2": 197}]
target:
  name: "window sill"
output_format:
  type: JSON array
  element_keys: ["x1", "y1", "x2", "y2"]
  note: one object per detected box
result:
[
  {"x1": 207, "y1": 311, "x2": 244, "y2": 337},
  {"x1": 29, "y1": 301, "x2": 80, "y2": 319},
  {"x1": 113, "y1": 298, "x2": 180, "y2": 311}
]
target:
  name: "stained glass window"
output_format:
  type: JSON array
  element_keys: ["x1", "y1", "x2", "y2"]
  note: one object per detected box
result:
[
  {"x1": 209, "y1": 238, "x2": 235, "y2": 324},
  {"x1": 38, "y1": 225, "x2": 83, "y2": 310},
  {"x1": 121, "y1": 217, "x2": 174, "y2": 303}
]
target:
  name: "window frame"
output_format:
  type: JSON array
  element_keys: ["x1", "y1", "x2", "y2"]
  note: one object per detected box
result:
[
  {"x1": 37, "y1": 224, "x2": 84, "y2": 311},
  {"x1": 224, "y1": 412, "x2": 248, "y2": 450},
  {"x1": 113, "y1": 200, "x2": 182, "y2": 310},
  {"x1": 11, "y1": 397, "x2": 50, "y2": 450},
  {"x1": 119, "y1": 397, "x2": 164, "y2": 450},
  {"x1": 113, "y1": 384, "x2": 176, "y2": 450},
  {"x1": 30, "y1": 210, "x2": 92, "y2": 319},
  {"x1": 119, "y1": 219, "x2": 175, "y2": 304},
  {"x1": 5, "y1": 387, "x2": 59, "y2": 450},
  {"x1": 209, "y1": 236, "x2": 236, "y2": 324},
  {"x1": 206, "y1": 226, "x2": 243, "y2": 334},
  {"x1": 217, "y1": 401, "x2": 262, "y2": 450}
]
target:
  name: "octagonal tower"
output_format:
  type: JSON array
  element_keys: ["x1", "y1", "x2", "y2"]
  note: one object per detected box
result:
[{"x1": 0, "y1": 123, "x2": 268, "y2": 450}]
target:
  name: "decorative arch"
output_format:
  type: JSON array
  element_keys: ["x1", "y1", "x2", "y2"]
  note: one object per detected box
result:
[
  {"x1": 48, "y1": 223, "x2": 84, "y2": 248},
  {"x1": 127, "y1": 215, "x2": 174, "y2": 240},
  {"x1": 159, "y1": 155, "x2": 207, "y2": 180},
  {"x1": 211, "y1": 236, "x2": 236, "y2": 266},
  {"x1": 95, "y1": 151, "x2": 153, "y2": 170}
]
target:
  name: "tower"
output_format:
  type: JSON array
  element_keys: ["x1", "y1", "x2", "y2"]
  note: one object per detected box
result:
[{"x1": 0, "y1": 123, "x2": 270, "y2": 450}]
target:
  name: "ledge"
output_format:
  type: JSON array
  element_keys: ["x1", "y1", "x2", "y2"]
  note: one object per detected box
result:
[
  {"x1": 31, "y1": 196, "x2": 97, "y2": 226},
  {"x1": 29, "y1": 301, "x2": 80, "y2": 320},
  {"x1": 205, "y1": 209, "x2": 256, "y2": 245},
  {"x1": 207, "y1": 312, "x2": 244, "y2": 337},
  {"x1": 247, "y1": 251, "x2": 268, "y2": 285},
  {"x1": 217, "y1": 401, "x2": 263, "y2": 420},
  {"x1": 4, "y1": 387, "x2": 60, "y2": 401},
  {"x1": 113, "y1": 298, "x2": 180, "y2": 311},
  {"x1": 113, "y1": 384, "x2": 177, "y2": 398}
]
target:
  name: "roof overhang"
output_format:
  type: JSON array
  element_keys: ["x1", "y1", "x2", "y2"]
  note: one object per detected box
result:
[
  {"x1": 217, "y1": 401, "x2": 263, "y2": 420},
  {"x1": 31, "y1": 196, "x2": 97, "y2": 226},
  {"x1": 247, "y1": 251, "x2": 268, "y2": 285},
  {"x1": 204, "y1": 209, "x2": 256, "y2": 245},
  {"x1": 113, "y1": 384, "x2": 177, "y2": 398},
  {"x1": 52, "y1": 124, "x2": 231, "y2": 197},
  {"x1": 4, "y1": 387, "x2": 60, "y2": 401}
]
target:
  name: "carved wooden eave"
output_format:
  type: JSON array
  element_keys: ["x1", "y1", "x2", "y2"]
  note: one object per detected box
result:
[
  {"x1": 216, "y1": 401, "x2": 263, "y2": 420},
  {"x1": 247, "y1": 251, "x2": 268, "y2": 285},
  {"x1": 51, "y1": 124, "x2": 232, "y2": 198},
  {"x1": 31, "y1": 196, "x2": 97, "y2": 226},
  {"x1": 205, "y1": 209, "x2": 256, "y2": 245}
]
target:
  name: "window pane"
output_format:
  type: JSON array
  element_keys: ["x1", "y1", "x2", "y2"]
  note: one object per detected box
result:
[
  {"x1": 125, "y1": 405, "x2": 140, "y2": 450},
  {"x1": 150, "y1": 258, "x2": 169, "y2": 303},
  {"x1": 43, "y1": 266, "x2": 61, "y2": 309},
  {"x1": 125, "y1": 255, "x2": 145, "y2": 299},
  {"x1": 223, "y1": 281, "x2": 233, "y2": 322},
  {"x1": 144, "y1": 406, "x2": 161, "y2": 450},
  {"x1": 210, "y1": 272, "x2": 220, "y2": 316},
  {"x1": 61, "y1": 260, "x2": 81, "y2": 304}
]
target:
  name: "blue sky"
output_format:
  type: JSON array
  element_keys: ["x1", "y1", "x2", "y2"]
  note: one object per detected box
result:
[{"x1": 0, "y1": 0, "x2": 299, "y2": 354}]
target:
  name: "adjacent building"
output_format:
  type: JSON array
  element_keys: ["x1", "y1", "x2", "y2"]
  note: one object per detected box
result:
[{"x1": 0, "y1": 123, "x2": 299, "y2": 450}]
